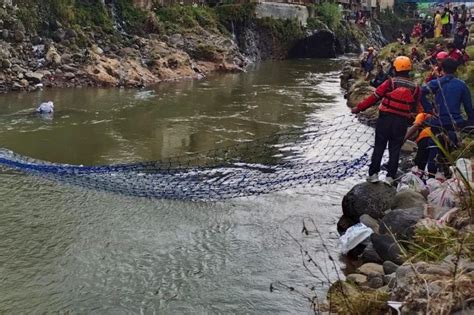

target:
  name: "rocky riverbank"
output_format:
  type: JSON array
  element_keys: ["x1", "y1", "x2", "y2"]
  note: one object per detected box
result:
[
  {"x1": 331, "y1": 32, "x2": 474, "y2": 314},
  {"x1": 0, "y1": 1, "x2": 388, "y2": 94}
]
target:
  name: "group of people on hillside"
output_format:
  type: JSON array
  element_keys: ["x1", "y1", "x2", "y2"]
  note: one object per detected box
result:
[{"x1": 355, "y1": 47, "x2": 472, "y2": 184}]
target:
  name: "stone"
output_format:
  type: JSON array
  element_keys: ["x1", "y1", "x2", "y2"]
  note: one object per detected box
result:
[
  {"x1": 383, "y1": 273, "x2": 396, "y2": 288},
  {"x1": 19, "y1": 79, "x2": 28, "y2": 87},
  {"x1": 14, "y1": 29, "x2": 24, "y2": 42},
  {"x1": 61, "y1": 54, "x2": 73, "y2": 64},
  {"x1": 169, "y1": 33, "x2": 184, "y2": 47},
  {"x1": 31, "y1": 36, "x2": 42, "y2": 45},
  {"x1": 2, "y1": 29, "x2": 9, "y2": 40},
  {"x1": 65, "y1": 29, "x2": 77, "y2": 39},
  {"x1": 425, "y1": 266, "x2": 452, "y2": 276},
  {"x1": 61, "y1": 64, "x2": 77, "y2": 72},
  {"x1": 360, "y1": 242, "x2": 383, "y2": 264},
  {"x1": 401, "y1": 140, "x2": 417, "y2": 153},
  {"x1": 371, "y1": 233, "x2": 403, "y2": 264},
  {"x1": 17, "y1": 73, "x2": 23, "y2": 80},
  {"x1": 391, "y1": 190, "x2": 427, "y2": 210},
  {"x1": 383, "y1": 260, "x2": 399, "y2": 275},
  {"x1": 91, "y1": 45, "x2": 104, "y2": 55},
  {"x1": 52, "y1": 29, "x2": 65, "y2": 42},
  {"x1": 11, "y1": 81, "x2": 22, "y2": 90},
  {"x1": 337, "y1": 215, "x2": 356, "y2": 235},
  {"x1": 367, "y1": 275, "x2": 384, "y2": 289},
  {"x1": 356, "y1": 263, "x2": 384, "y2": 276},
  {"x1": 360, "y1": 214, "x2": 380, "y2": 233},
  {"x1": 342, "y1": 182, "x2": 396, "y2": 222},
  {"x1": 346, "y1": 273, "x2": 367, "y2": 285},
  {"x1": 45, "y1": 46, "x2": 62, "y2": 66},
  {"x1": 64, "y1": 72, "x2": 75, "y2": 80},
  {"x1": 1, "y1": 58, "x2": 11, "y2": 68},
  {"x1": 289, "y1": 30, "x2": 337, "y2": 58},
  {"x1": 395, "y1": 264, "x2": 416, "y2": 289},
  {"x1": 25, "y1": 71, "x2": 44, "y2": 83},
  {"x1": 379, "y1": 207, "x2": 424, "y2": 240},
  {"x1": 12, "y1": 64, "x2": 26, "y2": 73}
]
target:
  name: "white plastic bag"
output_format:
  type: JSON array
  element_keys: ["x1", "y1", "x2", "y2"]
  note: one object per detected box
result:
[
  {"x1": 454, "y1": 158, "x2": 472, "y2": 182},
  {"x1": 427, "y1": 178, "x2": 461, "y2": 209},
  {"x1": 340, "y1": 223, "x2": 373, "y2": 255},
  {"x1": 36, "y1": 101, "x2": 54, "y2": 114},
  {"x1": 397, "y1": 172, "x2": 426, "y2": 193}
]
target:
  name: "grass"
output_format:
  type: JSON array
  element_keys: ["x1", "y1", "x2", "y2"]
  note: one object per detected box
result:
[{"x1": 404, "y1": 226, "x2": 474, "y2": 263}]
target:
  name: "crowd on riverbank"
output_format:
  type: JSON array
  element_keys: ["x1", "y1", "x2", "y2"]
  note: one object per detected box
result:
[{"x1": 331, "y1": 21, "x2": 474, "y2": 314}]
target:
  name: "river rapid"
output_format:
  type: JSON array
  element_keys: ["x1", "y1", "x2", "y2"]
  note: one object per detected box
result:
[{"x1": 0, "y1": 59, "x2": 365, "y2": 314}]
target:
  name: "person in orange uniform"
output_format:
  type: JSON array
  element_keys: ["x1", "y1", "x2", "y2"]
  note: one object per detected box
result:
[
  {"x1": 404, "y1": 113, "x2": 433, "y2": 175},
  {"x1": 352, "y1": 56, "x2": 421, "y2": 184}
]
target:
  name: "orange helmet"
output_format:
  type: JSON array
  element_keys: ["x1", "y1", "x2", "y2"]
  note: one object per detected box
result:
[
  {"x1": 436, "y1": 51, "x2": 448, "y2": 60},
  {"x1": 393, "y1": 56, "x2": 412, "y2": 72}
]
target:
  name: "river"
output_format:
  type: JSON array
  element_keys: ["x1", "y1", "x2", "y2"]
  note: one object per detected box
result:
[{"x1": 0, "y1": 59, "x2": 365, "y2": 314}]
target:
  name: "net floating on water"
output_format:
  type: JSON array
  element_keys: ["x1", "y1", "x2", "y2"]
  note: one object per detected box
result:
[{"x1": 0, "y1": 115, "x2": 374, "y2": 200}]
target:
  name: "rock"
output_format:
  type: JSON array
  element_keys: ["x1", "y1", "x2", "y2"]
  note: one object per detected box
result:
[
  {"x1": 61, "y1": 64, "x2": 77, "y2": 72},
  {"x1": 371, "y1": 233, "x2": 403, "y2": 264},
  {"x1": 12, "y1": 64, "x2": 26, "y2": 73},
  {"x1": 383, "y1": 273, "x2": 396, "y2": 288},
  {"x1": 360, "y1": 214, "x2": 380, "y2": 233},
  {"x1": 367, "y1": 274, "x2": 384, "y2": 289},
  {"x1": 391, "y1": 190, "x2": 427, "y2": 210},
  {"x1": 337, "y1": 215, "x2": 356, "y2": 235},
  {"x1": 425, "y1": 266, "x2": 452, "y2": 276},
  {"x1": 17, "y1": 73, "x2": 23, "y2": 79},
  {"x1": 52, "y1": 29, "x2": 65, "y2": 42},
  {"x1": 45, "y1": 46, "x2": 62, "y2": 66},
  {"x1": 379, "y1": 207, "x2": 424, "y2": 240},
  {"x1": 11, "y1": 81, "x2": 22, "y2": 90},
  {"x1": 61, "y1": 53, "x2": 73, "y2": 64},
  {"x1": 2, "y1": 29, "x2": 9, "y2": 40},
  {"x1": 346, "y1": 273, "x2": 367, "y2": 285},
  {"x1": 169, "y1": 33, "x2": 184, "y2": 48},
  {"x1": 25, "y1": 71, "x2": 44, "y2": 83},
  {"x1": 64, "y1": 72, "x2": 75, "y2": 80},
  {"x1": 360, "y1": 242, "x2": 383, "y2": 264},
  {"x1": 14, "y1": 29, "x2": 24, "y2": 42},
  {"x1": 91, "y1": 45, "x2": 104, "y2": 55},
  {"x1": 19, "y1": 79, "x2": 29, "y2": 87},
  {"x1": 383, "y1": 260, "x2": 399, "y2": 275},
  {"x1": 395, "y1": 264, "x2": 416, "y2": 289},
  {"x1": 65, "y1": 29, "x2": 77, "y2": 39},
  {"x1": 31, "y1": 36, "x2": 42, "y2": 45},
  {"x1": 1, "y1": 58, "x2": 11, "y2": 68},
  {"x1": 342, "y1": 181, "x2": 396, "y2": 222},
  {"x1": 289, "y1": 30, "x2": 337, "y2": 58},
  {"x1": 356, "y1": 263, "x2": 384, "y2": 276}
]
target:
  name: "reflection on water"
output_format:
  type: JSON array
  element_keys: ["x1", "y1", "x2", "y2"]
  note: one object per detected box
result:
[{"x1": 0, "y1": 59, "x2": 363, "y2": 314}]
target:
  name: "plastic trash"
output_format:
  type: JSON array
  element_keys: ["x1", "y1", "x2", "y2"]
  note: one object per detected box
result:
[
  {"x1": 396, "y1": 172, "x2": 426, "y2": 193},
  {"x1": 340, "y1": 223, "x2": 373, "y2": 255},
  {"x1": 36, "y1": 101, "x2": 54, "y2": 114},
  {"x1": 454, "y1": 158, "x2": 472, "y2": 182},
  {"x1": 427, "y1": 178, "x2": 461, "y2": 210}
]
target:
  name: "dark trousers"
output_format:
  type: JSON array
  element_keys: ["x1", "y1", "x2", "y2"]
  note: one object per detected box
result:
[
  {"x1": 414, "y1": 137, "x2": 430, "y2": 171},
  {"x1": 369, "y1": 113, "x2": 409, "y2": 178},
  {"x1": 427, "y1": 128, "x2": 459, "y2": 177}
]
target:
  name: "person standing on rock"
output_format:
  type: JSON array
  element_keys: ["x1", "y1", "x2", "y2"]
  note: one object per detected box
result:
[
  {"x1": 352, "y1": 56, "x2": 421, "y2": 184},
  {"x1": 360, "y1": 47, "x2": 376, "y2": 80}
]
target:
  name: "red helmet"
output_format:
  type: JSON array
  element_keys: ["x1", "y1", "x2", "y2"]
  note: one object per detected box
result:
[{"x1": 436, "y1": 51, "x2": 449, "y2": 60}]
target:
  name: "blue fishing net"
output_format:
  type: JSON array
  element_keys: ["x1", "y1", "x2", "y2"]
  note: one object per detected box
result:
[{"x1": 0, "y1": 115, "x2": 374, "y2": 200}]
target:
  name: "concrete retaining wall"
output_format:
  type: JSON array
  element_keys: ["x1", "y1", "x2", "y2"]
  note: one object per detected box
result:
[{"x1": 255, "y1": 2, "x2": 309, "y2": 27}]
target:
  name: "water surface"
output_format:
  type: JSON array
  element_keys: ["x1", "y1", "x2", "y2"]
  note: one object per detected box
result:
[{"x1": 0, "y1": 59, "x2": 363, "y2": 314}]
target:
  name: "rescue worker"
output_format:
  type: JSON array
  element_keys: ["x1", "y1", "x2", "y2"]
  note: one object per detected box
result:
[
  {"x1": 404, "y1": 113, "x2": 433, "y2": 176},
  {"x1": 421, "y1": 58, "x2": 473, "y2": 178},
  {"x1": 425, "y1": 51, "x2": 448, "y2": 82},
  {"x1": 352, "y1": 56, "x2": 421, "y2": 184},
  {"x1": 446, "y1": 42, "x2": 464, "y2": 64}
]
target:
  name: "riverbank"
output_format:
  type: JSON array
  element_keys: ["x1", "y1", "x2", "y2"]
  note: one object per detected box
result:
[
  {"x1": 330, "y1": 31, "x2": 474, "y2": 314},
  {"x1": 0, "y1": 1, "x2": 389, "y2": 94}
]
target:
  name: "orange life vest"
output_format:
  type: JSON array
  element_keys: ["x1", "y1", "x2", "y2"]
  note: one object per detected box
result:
[{"x1": 379, "y1": 78, "x2": 419, "y2": 118}]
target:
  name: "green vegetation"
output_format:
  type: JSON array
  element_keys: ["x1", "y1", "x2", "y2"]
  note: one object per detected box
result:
[
  {"x1": 327, "y1": 280, "x2": 389, "y2": 314},
  {"x1": 155, "y1": 5, "x2": 219, "y2": 34},
  {"x1": 405, "y1": 226, "x2": 474, "y2": 263},
  {"x1": 311, "y1": 3, "x2": 341, "y2": 31}
]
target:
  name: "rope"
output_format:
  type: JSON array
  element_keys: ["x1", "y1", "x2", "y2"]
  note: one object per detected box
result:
[{"x1": 0, "y1": 115, "x2": 375, "y2": 200}]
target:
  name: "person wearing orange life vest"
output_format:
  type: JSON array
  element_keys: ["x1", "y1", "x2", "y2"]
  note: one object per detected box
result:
[
  {"x1": 404, "y1": 113, "x2": 433, "y2": 176},
  {"x1": 352, "y1": 56, "x2": 421, "y2": 184}
]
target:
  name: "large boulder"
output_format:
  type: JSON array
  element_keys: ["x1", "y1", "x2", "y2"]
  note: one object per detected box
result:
[
  {"x1": 371, "y1": 233, "x2": 403, "y2": 264},
  {"x1": 25, "y1": 71, "x2": 44, "y2": 83},
  {"x1": 342, "y1": 182, "x2": 396, "y2": 222},
  {"x1": 379, "y1": 207, "x2": 424, "y2": 240},
  {"x1": 45, "y1": 46, "x2": 61, "y2": 66},
  {"x1": 391, "y1": 190, "x2": 427, "y2": 210}
]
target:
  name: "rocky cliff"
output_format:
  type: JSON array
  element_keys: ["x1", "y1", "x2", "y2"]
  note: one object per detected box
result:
[{"x1": 0, "y1": 1, "x2": 387, "y2": 93}]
